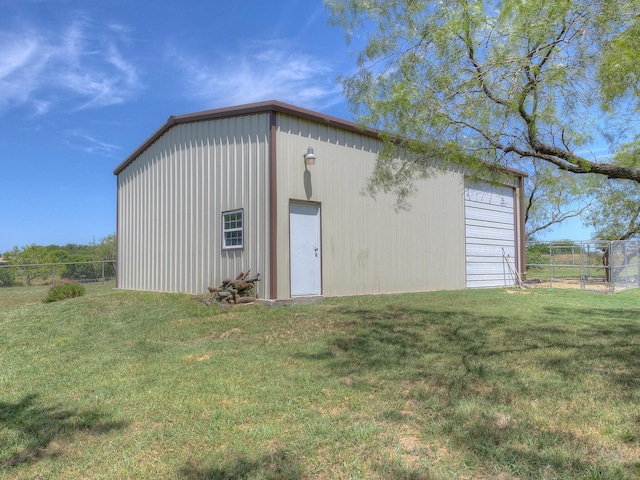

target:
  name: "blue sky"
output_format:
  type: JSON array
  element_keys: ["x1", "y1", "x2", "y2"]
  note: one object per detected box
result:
[{"x1": 0, "y1": 0, "x2": 591, "y2": 252}]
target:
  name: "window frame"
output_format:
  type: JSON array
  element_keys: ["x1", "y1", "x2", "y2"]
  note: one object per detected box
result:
[{"x1": 222, "y1": 209, "x2": 244, "y2": 250}]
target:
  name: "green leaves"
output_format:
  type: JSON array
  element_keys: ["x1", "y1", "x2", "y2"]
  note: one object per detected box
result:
[
  {"x1": 43, "y1": 281, "x2": 86, "y2": 303},
  {"x1": 524, "y1": 160, "x2": 599, "y2": 239},
  {"x1": 586, "y1": 178, "x2": 640, "y2": 240},
  {"x1": 4, "y1": 245, "x2": 54, "y2": 286},
  {"x1": 327, "y1": 0, "x2": 640, "y2": 186},
  {"x1": 597, "y1": 12, "x2": 640, "y2": 111},
  {"x1": 612, "y1": 141, "x2": 640, "y2": 169},
  {"x1": 3, "y1": 235, "x2": 117, "y2": 285}
]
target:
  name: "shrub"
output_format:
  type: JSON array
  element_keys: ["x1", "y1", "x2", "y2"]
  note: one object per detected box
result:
[
  {"x1": 43, "y1": 280, "x2": 86, "y2": 303},
  {"x1": 0, "y1": 267, "x2": 15, "y2": 287}
]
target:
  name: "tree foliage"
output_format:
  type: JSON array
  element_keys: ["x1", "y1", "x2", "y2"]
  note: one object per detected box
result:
[
  {"x1": 0, "y1": 266, "x2": 15, "y2": 287},
  {"x1": 524, "y1": 161, "x2": 597, "y2": 240},
  {"x1": 92, "y1": 233, "x2": 117, "y2": 276},
  {"x1": 4, "y1": 244, "x2": 54, "y2": 286},
  {"x1": 3, "y1": 235, "x2": 117, "y2": 285},
  {"x1": 327, "y1": 0, "x2": 640, "y2": 196},
  {"x1": 586, "y1": 179, "x2": 640, "y2": 240}
]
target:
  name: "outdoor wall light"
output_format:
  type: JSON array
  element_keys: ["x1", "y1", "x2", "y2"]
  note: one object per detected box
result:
[{"x1": 304, "y1": 147, "x2": 316, "y2": 166}]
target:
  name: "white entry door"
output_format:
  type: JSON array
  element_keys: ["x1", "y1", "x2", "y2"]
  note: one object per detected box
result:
[{"x1": 290, "y1": 202, "x2": 321, "y2": 296}]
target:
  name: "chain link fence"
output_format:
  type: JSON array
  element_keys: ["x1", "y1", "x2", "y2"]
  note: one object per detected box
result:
[
  {"x1": 525, "y1": 240, "x2": 640, "y2": 293},
  {"x1": 0, "y1": 260, "x2": 116, "y2": 288},
  {"x1": 608, "y1": 240, "x2": 640, "y2": 292}
]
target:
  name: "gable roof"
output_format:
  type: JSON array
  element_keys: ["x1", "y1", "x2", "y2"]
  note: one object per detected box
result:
[
  {"x1": 114, "y1": 99, "x2": 526, "y2": 179},
  {"x1": 113, "y1": 100, "x2": 378, "y2": 175}
]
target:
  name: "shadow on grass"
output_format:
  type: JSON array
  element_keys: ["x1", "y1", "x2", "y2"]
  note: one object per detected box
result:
[
  {"x1": 303, "y1": 301, "x2": 640, "y2": 477},
  {"x1": 179, "y1": 449, "x2": 303, "y2": 480},
  {"x1": 0, "y1": 393, "x2": 128, "y2": 468},
  {"x1": 317, "y1": 303, "x2": 640, "y2": 386},
  {"x1": 310, "y1": 305, "x2": 504, "y2": 379}
]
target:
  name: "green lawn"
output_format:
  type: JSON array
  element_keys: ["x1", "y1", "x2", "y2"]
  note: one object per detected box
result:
[{"x1": 1, "y1": 283, "x2": 639, "y2": 479}]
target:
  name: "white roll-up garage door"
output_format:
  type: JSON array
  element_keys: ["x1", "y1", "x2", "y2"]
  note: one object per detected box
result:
[{"x1": 465, "y1": 182, "x2": 517, "y2": 288}]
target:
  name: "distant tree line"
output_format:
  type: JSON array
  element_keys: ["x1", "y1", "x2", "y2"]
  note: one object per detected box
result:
[{"x1": 0, "y1": 234, "x2": 116, "y2": 287}]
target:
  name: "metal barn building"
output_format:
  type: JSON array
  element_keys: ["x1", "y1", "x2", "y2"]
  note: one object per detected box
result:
[{"x1": 114, "y1": 101, "x2": 526, "y2": 299}]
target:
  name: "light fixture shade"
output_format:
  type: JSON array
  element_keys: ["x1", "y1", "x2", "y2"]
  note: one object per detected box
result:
[{"x1": 304, "y1": 147, "x2": 316, "y2": 165}]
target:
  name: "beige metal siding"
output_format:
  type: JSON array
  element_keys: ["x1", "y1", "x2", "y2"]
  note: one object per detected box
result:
[
  {"x1": 275, "y1": 113, "x2": 467, "y2": 298},
  {"x1": 117, "y1": 113, "x2": 271, "y2": 294}
]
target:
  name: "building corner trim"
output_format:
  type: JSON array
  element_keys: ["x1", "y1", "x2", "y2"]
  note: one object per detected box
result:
[{"x1": 268, "y1": 111, "x2": 278, "y2": 299}]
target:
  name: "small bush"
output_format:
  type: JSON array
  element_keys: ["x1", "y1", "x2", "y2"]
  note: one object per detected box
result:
[
  {"x1": 43, "y1": 280, "x2": 86, "y2": 303},
  {"x1": 0, "y1": 267, "x2": 15, "y2": 287}
]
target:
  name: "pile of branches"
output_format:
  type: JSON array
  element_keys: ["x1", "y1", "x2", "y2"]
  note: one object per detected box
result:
[{"x1": 204, "y1": 270, "x2": 261, "y2": 306}]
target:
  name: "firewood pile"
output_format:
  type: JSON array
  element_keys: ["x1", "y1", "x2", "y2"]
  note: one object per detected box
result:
[{"x1": 204, "y1": 270, "x2": 261, "y2": 306}]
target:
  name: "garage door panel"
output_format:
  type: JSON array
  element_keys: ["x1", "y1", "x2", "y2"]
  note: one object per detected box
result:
[
  {"x1": 465, "y1": 225, "x2": 515, "y2": 242},
  {"x1": 466, "y1": 247, "x2": 515, "y2": 259},
  {"x1": 465, "y1": 276, "x2": 516, "y2": 288},
  {"x1": 465, "y1": 185, "x2": 514, "y2": 208},
  {"x1": 466, "y1": 261, "x2": 515, "y2": 273},
  {"x1": 465, "y1": 208, "x2": 514, "y2": 224},
  {"x1": 466, "y1": 254, "x2": 515, "y2": 264},
  {"x1": 465, "y1": 182, "x2": 517, "y2": 288}
]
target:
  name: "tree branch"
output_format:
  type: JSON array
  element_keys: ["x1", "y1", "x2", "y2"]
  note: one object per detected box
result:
[
  {"x1": 526, "y1": 201, "x2": 593, "y2": 239},
  {"x1": 459, "y1": 7, "x2": 514, "y2": 111},
  {"x1": 618, "y1": 207, "x2": 640, "y2": 240}
]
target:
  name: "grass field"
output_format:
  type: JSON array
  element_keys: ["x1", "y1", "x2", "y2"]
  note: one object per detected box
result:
[{"x1": 1, "y1": 283, "x2": 639, "y2": 479}]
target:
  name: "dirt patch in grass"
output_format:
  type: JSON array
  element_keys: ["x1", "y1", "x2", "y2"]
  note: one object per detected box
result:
[
  {"x1": 219, "y1": 327, "x2": 242, "y2": 338},
  {"x1": 526, "y1": 278, "x2": 611, "y2": 293},
  {"x1": 396, "y1": 424, "x2": 423, "y2": 467},
  {"x1": 492, "y1": 412, "x2": 514, "y2": 430},
  {"x1": 183, "y1": 352, "x2": 212, "y2": 362}
]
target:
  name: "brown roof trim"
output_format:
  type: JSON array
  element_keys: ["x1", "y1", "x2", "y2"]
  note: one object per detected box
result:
[
  {"x1": 113, "y1": 100, "x2": 377, "y2": 175},
  {"x1": 496, "y1": 164, "x2": 528, "y2": 179}
]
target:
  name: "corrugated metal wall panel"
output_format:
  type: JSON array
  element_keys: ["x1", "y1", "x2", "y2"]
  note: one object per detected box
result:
[
  {"x1": 116, "y1": 113, "x2": 271, "y2": 295},
  {"x1": 275, "y1": 113, "x2": 467, "y2": 297},
  {"x1": 117, "y1": 107, "x2": 522, "y2": 298}
]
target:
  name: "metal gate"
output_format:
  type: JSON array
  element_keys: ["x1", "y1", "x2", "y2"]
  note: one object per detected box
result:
[{"x1": 525, "y1": 240, "x2": 640, "y2": 293}]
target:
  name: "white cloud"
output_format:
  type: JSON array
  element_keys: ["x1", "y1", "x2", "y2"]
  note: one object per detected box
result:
[
  {"x1": 169, "y1": 41, "x2": 344, "y2": 111},
  {"x1": 0, "y1": 33, "x2": 46, "y2": 109},
  {"x1": 0, "y1": 19, "x2": 142, "y2": 115},
  {"x1": 64, "y1": 129, "x2": 122, "y2": 156}
]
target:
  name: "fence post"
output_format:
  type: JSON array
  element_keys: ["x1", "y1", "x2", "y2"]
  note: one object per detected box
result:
[
  {"x1": 608, "y1": 241, "x2": 612, "y2": 294},
  {"x1": 623, "y1": 241, "x2": 628, "y2": 291},
  {"x1": 549, "y1": 244, "x2": 553, "y2": 289},
  {"x1": 636, "y1": 241, "x2": 640, "y2": 288},
  {"x1": 580, "y1": 242, "x2": 586, "y2": 290},
  {"x1": 525, "y1": 240, "x2": 640, "y2": 294}
]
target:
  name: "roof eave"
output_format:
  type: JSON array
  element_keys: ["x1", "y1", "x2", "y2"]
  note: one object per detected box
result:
[
  {"x1": 113, "y1": 100, "x2": 378, "y2": 176},
  {"x1": 113, "y1": 99, "x2": 526, "y2": 180}
]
